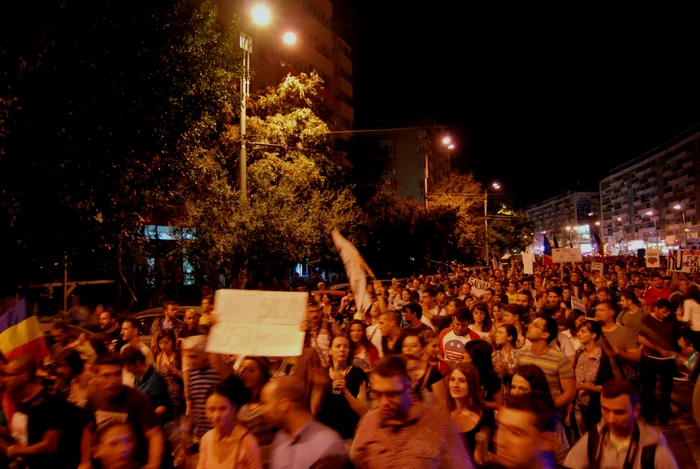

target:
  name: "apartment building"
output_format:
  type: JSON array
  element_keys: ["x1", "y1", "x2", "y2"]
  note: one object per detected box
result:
[
  {"x1": 526, "y1": 191, "x2": 600, "y2": 253},
  {"x1": 374, "y1": 121, "x2": 451, "y2": 201},
  {"x1": 600, "y1": 127, "x2": 700, "y2": 253},
  {"x1": 219, "y1": 0, "x2": 354, "y2": 133}
]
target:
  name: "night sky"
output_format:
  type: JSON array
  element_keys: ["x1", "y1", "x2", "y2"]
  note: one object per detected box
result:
[{"x1": 332, "y1": 3, "x2": 700, "y2": 207}]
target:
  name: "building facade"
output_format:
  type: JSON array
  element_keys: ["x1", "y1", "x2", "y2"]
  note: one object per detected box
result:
[
  {"x1": 526, "y1": 191, "x2": 600, "y2": 253},
  {"x1": 600, "y1": 127, "x2": 700, "y2": 253},
  {"x1": 375, "y1": 121, "x2": 451, "y2": 201},
  {"x1": 220, "y1": 0, "x2": 354, "y2": 134}
]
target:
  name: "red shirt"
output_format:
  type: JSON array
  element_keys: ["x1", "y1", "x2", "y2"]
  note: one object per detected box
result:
[{"x1": 644, "y1": 285, "x2": 671, "y2": 307}]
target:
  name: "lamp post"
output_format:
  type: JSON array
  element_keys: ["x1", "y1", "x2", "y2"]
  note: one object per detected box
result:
[
  {"x1": 485, "y1": 182, "x2": 501, "y2": 264},
  {"x1": 646, "y1": 210, "x2": 658, "y2": 248},
  {"x1": 674, "y1": 204, "x2": 687, "y2": 248},
  {"x1": 240, "y1": 5, "x2": 297, "y2": 199}
]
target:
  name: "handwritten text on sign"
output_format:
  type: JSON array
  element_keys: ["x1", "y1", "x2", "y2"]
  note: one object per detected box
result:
[
  {"x1": 206, "y1": 290, "x2": 307, "y2": 357},
  {"x1": 667, "y1": 250, "x2": 700, "y2": 273}
]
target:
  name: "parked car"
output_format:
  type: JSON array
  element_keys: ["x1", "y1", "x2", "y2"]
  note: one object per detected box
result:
[{"x1": 131, "y1": 306, "x2": 202, "y2": 345}]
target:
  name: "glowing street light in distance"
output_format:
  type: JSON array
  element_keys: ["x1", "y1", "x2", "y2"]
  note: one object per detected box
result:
[
  {"x1": 282, "y1": 31, "x2": 297, "y2": 45},
  {"x1": 251, "y1": 4, "x2": 272, "y2": 25}
]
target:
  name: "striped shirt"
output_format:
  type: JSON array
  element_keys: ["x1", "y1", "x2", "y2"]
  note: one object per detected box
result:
[
  {"x1": 518, "y1": 346, "x2": 574, "y2": 399},
  {"x1": 188, "y1": 366, "x2": 221, "y2": 438}
]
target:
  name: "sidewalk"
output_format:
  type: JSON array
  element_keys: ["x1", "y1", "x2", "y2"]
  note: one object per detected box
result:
[{"x1": 661, "y1": 379, "x2": 700, "y2": 469}]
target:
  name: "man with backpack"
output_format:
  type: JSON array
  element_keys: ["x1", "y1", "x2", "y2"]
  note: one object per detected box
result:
[{"x1": 564, "y1": 379, "x2": 678, "y2": 469}]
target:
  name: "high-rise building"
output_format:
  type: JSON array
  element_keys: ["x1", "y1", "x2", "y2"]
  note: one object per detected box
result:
[
  {"x1": 600, "y1": 126, "x2": 700, "y2": 253},
  {"x1": 526, "y1": 191, "x2": 600, "y2": 253},
  {"x1": 375, "y1": 121, "x2": 451, "y2": 201},
  {"x1": 219, "y1": 0, "x2": 354, "y2": 133}
]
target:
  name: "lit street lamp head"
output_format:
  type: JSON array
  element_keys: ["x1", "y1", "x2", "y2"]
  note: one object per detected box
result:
[
  {"x1": 251, "y1": 4, "x2": 272, "y2": 25},
  {"x1": 282, "y1": 31, "x2": 297, "y2": 45},
  {"x1": 447, "y1": 143, "x2": 455, "y2": 150},
  {"x1": 492, "y1": 182, "x2": 501, "y2": 189},
  {"x1": 442, "y1": 136, "x2": 451, "y2": 145},
  {"x1": 646, "y1": 211, "x2": 653, "y2": 216},
  {"x1": 595, "y1": 221, "x2": 601, "y2": 226},
  {"x1": 674, "y1": 204, "x2": 682, "y2": 210}
]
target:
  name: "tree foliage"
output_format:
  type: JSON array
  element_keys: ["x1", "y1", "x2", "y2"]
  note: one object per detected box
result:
[
  {"x1": 181, "y1": 73, "x2": 362, "y2": 283},
  {"x1": 0, "y1": 0, "x2": 241, "y2": 289},
  {"x1": 427, "y1": 171, "x2": 485, "y2": 261}
]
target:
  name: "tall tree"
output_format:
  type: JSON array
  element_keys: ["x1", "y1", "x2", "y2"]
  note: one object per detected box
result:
[
  {"x1": 0, "y1": 0, "x2": 241, "y2": 293},
  {"x1": 181, "y1": 73, "x2": 361, "y2": 286},
  {"x1": 427, "y1": 171, "x2": 485, "y2": 262}
]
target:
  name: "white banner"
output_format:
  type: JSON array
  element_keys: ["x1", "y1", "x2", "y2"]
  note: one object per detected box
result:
[
  {"x1": 552, "y1": 248, "x2": 582, "y2": 264},
  {"x1": 207, "y1": 290, "x2": 307, "y2": 357},
  {"x1": 591, "y1": 262, "x2": 604, "y2": 274}
]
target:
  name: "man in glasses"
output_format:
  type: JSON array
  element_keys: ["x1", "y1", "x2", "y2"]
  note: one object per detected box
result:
[{"x1": 350, "y1": 355, "x2": 472, "y2": 468}]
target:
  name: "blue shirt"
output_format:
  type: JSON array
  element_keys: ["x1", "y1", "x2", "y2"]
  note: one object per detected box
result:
[
  {"x1": 134, "y1": 365, "x2": 172, "y2": 421},
  {"x1": 270, "y1": 417, "x2": 347, "y2": 469}
]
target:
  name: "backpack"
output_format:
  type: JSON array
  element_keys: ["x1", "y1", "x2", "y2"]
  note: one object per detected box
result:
[{"x1": 586, "y1": 424, "x2": 656, "y2": 469}]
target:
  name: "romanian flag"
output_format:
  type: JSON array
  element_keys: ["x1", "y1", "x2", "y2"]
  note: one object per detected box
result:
[
  {"x1": 543, "y1": 234, "x2": 555, "y2": 266},
  {"x1": 0, "y1": 298, "x2": 49, "y2": 362}
]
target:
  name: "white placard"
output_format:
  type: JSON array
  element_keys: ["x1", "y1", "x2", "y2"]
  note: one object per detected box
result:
[
  {"x1": 522, "y1": 253, "x2": 534, "y2": 275},
  {"x1": 591, "y1": 262, "x2": 604, "y2": 274},
  {"x1": 571, "y1": 295, "x2": 586, "y2": 313},
  {"x1": 645, "y1": 249, "x2": 660, "y2": 268},
  {"x1": 207, "y1": 290, "x2": 307, "y2": 357},
  {"x1": 552, "y1": 247, "x2": 582, "y2": 264}
]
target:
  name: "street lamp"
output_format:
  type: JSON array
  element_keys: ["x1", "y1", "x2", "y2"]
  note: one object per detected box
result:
[
  {"x1": 251, "y1": 4, "x2": 271, "y2": 25},
  {"x1": 442, "y1": 136, "x2": 452, "y2": 145},
  {"x1": 674, "y1": 203, "x2": 687, "y2": 247},
  {"x1": 484, "y1": 181, "x2": 501, "y2": 264},
  {"x1": 240, "y1": 5, "x2": 295, "y2": 199},
  {"x1": 282, "y1": 31, "x2": 297, "y2": 45}
]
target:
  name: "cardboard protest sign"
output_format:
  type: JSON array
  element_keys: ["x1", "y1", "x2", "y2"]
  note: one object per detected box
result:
[
  {"x1": 552, "y1": 248, "x2": 582, "y2": 263},
  {"x1": 207, "y1": 290, "x2": 307, "y2": 357},
  {"x1": 645, "y1": 249, "x2": 660, "y2": 268}
]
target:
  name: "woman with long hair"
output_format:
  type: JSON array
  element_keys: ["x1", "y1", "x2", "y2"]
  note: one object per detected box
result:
[
  {"x1": 445, "y1": 363, "x2": 494, "y2": 467},
  {"x1": 469, "y1": 302, "x2": 492, "y2": 341},
  {"x1": 346, "y1": 320, "x2": 379, "y2": 372},
  {"x1": 52, "y1": 348, "x2": 89, "y2": 408},
  {"x1": 312, "y1": 334, "x2": 368, "y2": 442},
  {"x1": 155, "y1": 329, "x2": 184, "y2": 417},
  {"x1": 236, "y1": 357, "x2": 275, "y2": 448},
  {"x1": 464, "y1": 340, "x2": 502, "y2": 409},
  {"x1": 491, "y1": 324, "x2": 519, "y2": 401},
  {"x1": 401, "y1": 333, "x2": 445, "y2": 405},
  {"x1": 197, "y1": 383, "x2": 262, "y2": 469},
  {"x1": 511, "y1": 364, "x2": 570, "y2": 466}
]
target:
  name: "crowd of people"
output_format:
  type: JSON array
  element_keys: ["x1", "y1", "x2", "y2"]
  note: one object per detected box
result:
[{"x1": 0, "y1": 256, "x2": 695, "y2": 469}]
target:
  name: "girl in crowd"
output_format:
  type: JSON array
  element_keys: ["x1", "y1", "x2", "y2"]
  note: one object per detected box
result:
[
  {"x1": 347, "y1": 320, "x2": 379, "y2": 372},
  {"x1": 491, "y1": 324, "x2": 519, "y2": 401},
  {"x1": 445, "y1": 363, "x2": 494, "y2": 467},
  {"x1": 312, "y1": 334, "x2": 368, "y2": 442},
  {"x1": 156, "y1": 329, "x2": 184, "y2": 417},
  {"x1": 510, "y1": 364, "x2": 570, "y2": 466},
  {"x1": 464, "y1": 340, "x2": 502, "y2": 409},
  {"x1": 198, "y1": 383, "x2": 262, "y2": 469},
  {"x1": 469, "y1": 302, "x2": 493, "y2": 341},
  {"x1": 236, "y1": 357, "x2": 276, "y2": 448},
  {"x1": 401, "y1": 333, "x2": 445, "y2": 405}
]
